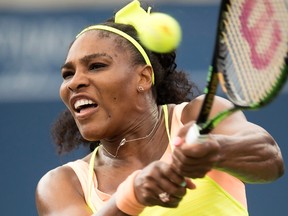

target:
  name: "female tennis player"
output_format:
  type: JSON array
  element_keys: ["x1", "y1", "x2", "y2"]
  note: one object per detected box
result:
[{"x1": 35, "y1": 1, "x2": 284, "y2": 215}]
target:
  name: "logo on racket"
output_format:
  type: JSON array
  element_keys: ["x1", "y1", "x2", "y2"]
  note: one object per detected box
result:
[{"x1": 240, "y1": 0, "x2": 282, "y2": 70}]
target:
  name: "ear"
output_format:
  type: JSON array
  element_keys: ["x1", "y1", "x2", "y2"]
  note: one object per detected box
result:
[{"x1": 137, "y1": 65, "x2": 153, "y2": 90}]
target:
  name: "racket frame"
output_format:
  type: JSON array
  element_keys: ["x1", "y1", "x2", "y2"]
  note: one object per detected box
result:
[{"x1": 196, "y1": 0, "x2": 288, "y2": 135}]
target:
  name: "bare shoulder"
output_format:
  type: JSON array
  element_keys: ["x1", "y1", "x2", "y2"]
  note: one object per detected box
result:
[
  {"x1": 193, "y1": 95, "x2": 235, "y2": 109},
  {"x1": 36, "y1": 165, "x2": 78, "y2": 197},
  {"x1": 35, "y1": 164, "x2": 90, "y2": 216},
  {"x1": 181, "y1": 95, "x2": 250, "y2": 134},
  {"x1": 182, "y1": 95, "x2": 236, "y2": 123},
  {"x1": 35, "y1": 166, "x2": 76, "y2": 209}
]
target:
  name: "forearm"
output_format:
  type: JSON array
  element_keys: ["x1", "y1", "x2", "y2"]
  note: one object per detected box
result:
[
  {"x1": 213, "y1": 128, "x2": 284, "y2": 183},
  {"x1": 181, "y1": 97, "x2": 284, "y2": 183}
]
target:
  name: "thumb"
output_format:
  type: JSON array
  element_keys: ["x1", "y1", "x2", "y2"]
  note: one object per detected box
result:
[
  {"x1": 172, "y1": 136, "x2": 184, "y2": 147},
  {"x1": 185, "y1": 178, "x2": 196, "y2": 190}
]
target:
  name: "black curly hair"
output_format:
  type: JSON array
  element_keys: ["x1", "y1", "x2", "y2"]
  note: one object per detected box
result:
[{"x1": 52, "y1": 20, "x2": 200, "y2": 154}]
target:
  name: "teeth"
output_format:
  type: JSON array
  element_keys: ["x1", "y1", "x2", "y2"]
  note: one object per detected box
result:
[{"x1": 74, "y1": 99, "x2": 95, "y2": 110}]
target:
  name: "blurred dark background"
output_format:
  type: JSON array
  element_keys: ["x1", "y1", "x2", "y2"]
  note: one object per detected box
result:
[{"x1": 0, "y1": 0, "x2": 287, "y2": 215}]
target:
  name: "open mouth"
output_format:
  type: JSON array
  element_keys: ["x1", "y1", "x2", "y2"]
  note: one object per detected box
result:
[{"x1": 74, "y1": 99, "x2": 98, "y2": 113}]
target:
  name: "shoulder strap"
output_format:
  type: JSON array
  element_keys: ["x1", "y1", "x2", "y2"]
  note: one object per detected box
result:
[
  {"x1": 162, "y1": 104, "x2": 171, "y2": 144},
  {"x1": 87, "y1": 147, "x2": 99, "y2": 213}
]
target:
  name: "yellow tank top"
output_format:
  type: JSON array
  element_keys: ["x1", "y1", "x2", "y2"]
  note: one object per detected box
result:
[{"x1": 140, "y1": 176, "x2": 247, "y2": 216}]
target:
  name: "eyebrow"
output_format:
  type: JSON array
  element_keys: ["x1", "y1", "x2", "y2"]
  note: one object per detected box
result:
[{"x1": 61, "y1": 53, "x2": 113, "y2": 70}]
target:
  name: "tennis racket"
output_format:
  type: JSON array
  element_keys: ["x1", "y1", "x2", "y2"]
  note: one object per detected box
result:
[{"x1": 186, "y1": 0, "x2": 288, "y2": 144}]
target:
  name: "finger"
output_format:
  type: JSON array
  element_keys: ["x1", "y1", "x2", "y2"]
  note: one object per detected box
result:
[
  {"x1": 143, "y1": 182, "x2": 182, "y2": 207},
  {"x1": 157, "y1": 177, "x2": 186, "y2": 198},
  {"x1": 151, "y1": 165, "x2": 187, "y2": 207},
  {"x1": 164, "y1": 163, "x2": 187, "y2": 188},
  {"x1": 173, "y1": 148, "x2": 220, "y2": 167},
  {"x1": 158, "y1": 194, "x2": 182, "y2": 208},
  {"x1": 181, "y1": 140, "x2": 220, "y2": 158},
  {"x1": 185, "y1": 178, "x2": 196, "y2": 189},
  {"x1": 153, "y1": 189, "x2": 183, "y2": 208},
  {"x1": 134, "y1": 174, "x2": 168, "y2": 206},
  {"x1": 172, "y1": 150, "x2": 219, "y2": 178},
  {"x1": 173, "y1": 140, "x2": 221, "y2": 165},
  {"x1": 134, "y1": 161, "x2": 185, "y2": 207},
  {"x1": 156, "y1": 164, "x2": 187, "y2": 198},
  {"x1": 176, "y1": 122, "x2": 195, "y2": 139}
]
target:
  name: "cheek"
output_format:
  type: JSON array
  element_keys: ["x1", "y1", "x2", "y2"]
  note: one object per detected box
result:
[{"x1": 59, "y1": 83, "x2": 69, "y2": 107}]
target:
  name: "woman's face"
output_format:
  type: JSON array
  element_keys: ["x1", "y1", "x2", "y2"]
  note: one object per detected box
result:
[{"x1": 60, "y1": 31, "x2": 142, "y2": 141}]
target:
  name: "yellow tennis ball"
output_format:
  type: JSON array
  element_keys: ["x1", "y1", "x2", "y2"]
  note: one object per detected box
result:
[{"x1": 139, "y1": 13, "x2": 182, "y2": 53}]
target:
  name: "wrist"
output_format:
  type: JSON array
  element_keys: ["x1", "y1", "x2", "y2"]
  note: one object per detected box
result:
[{"x1": 115, "y1": 170, "x2": 145, "y2": 216}]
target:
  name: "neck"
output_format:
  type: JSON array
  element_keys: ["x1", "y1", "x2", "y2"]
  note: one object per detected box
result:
[{"x1": 100, "y1": 105, "x2": 166, "y2": 161}]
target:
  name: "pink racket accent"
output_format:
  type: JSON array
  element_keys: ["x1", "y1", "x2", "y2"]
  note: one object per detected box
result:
[{"x1": 240, "y1": 0, "x2": 282, "y2": 70}]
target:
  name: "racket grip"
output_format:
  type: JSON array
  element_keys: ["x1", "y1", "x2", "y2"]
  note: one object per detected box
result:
[{"x1": 185, "y1": 124, "x2": 208, "y2": 145}]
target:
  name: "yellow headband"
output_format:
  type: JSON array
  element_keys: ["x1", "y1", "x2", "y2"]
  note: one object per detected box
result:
[
  {"x1": 76, "y1": 0, "x2": 181, "y2": 85},
  {"x1": 76, "y1": 24, "x2": 154, "y2": 84}
]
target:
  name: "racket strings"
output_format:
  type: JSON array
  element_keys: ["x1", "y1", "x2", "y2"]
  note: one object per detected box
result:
[
  {"x1": 223, "y1": 2, "x2": 261, "y2": 104},
  {"x1": 222, "y1": 3, "x2": 259, "y2": 105},
  {"x1": 219, "y1": 0, "x2": 288, "y2": 107}
]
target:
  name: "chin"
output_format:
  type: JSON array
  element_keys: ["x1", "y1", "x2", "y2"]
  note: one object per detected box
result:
[{"x1": 79, "y1": 129, "x2": 101, "y2": 142}]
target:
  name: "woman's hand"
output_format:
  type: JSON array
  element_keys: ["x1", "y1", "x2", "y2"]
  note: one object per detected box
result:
[
  {"x1": 171, "y1": 122, "x2": 221, "y2": 179},
  {"x1": 133, "y1": 160, "x2": 194, "y2": 208},
  {"x1": 172, "y1": 120, "x2": 284, "y2": 183}
]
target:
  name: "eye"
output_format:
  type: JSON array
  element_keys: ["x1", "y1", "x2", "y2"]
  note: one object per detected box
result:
[
  {"x1": 89, "y1": 63, "x2": 106, "y2": 71},
  {"x1": 62, "y1": 70, "x2": 74, "y2": 80}
]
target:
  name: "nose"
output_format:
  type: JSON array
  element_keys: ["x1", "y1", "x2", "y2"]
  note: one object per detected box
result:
[{"x1": 67, "y1": 71, "x2": 89, "y2": 92}]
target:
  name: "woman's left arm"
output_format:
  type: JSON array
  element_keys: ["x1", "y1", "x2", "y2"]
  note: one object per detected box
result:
[
  {"x1": 211, "y1": 122, "x2": 284, "y2": 183},
  {"x1": 172, "y1": 95, "x2": 285, "y2": 183}
]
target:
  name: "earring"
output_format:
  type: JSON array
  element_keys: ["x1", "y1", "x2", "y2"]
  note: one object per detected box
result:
[{"x1": 137, "y1": 86, "x2": 144, "y2": 92}]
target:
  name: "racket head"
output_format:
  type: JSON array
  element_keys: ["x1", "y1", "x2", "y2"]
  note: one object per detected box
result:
[{"x1": 217, "y1": 0, "x2": 288, "y2": 109}]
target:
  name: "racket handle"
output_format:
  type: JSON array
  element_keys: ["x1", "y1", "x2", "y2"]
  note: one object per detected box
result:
[{"x1": 185, "y1": 124, "x2": 208, "y2": 144}]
